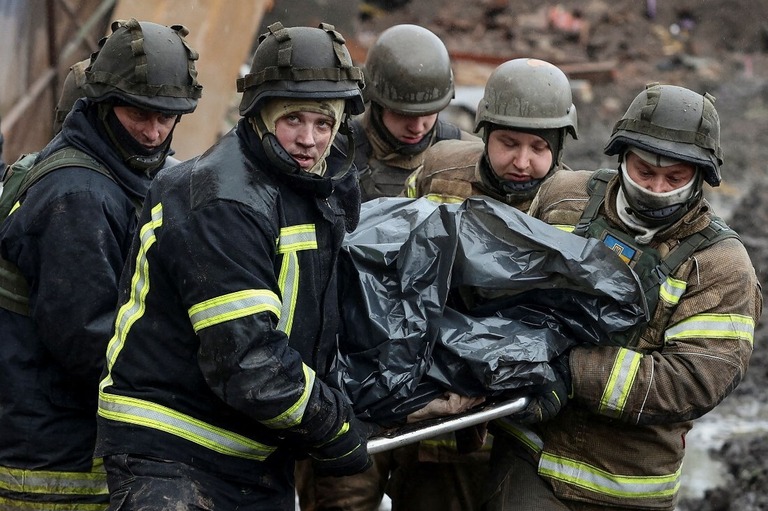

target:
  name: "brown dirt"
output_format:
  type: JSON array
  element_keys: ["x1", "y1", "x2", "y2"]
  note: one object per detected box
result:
[{"x1": 357, "y1": 1, "x2": 768, "y2": 508}]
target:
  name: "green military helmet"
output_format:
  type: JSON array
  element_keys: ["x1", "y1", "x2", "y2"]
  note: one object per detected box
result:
[
  {"x1": 238, "y1": 22, "x2": 365, "y2": 116},
  {"x1": 475, "y1": 58, "x2": 578, "y2": 138},
  {"x1": 53, "y1": 58, "x2": 89, "y2": 134},
  {"x1": 604, "y1": 82, "x2": 723, "y2": 186},
  {"x1": 363, "y1": 24, "x2": 454, "y2": 115},
  {"x1": 81, "y1": 18, "x2": 202, "y2": 115}
]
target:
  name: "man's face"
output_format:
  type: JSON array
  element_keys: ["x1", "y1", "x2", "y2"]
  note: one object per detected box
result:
[
  {"x1": 487, "y1": 129, "x2": 553, "y2": 182},
  {"x1": 625, "y1": 151, "x2": 696, "y2": 193},
  {"x1": 381, "y1": 109, "x2": 438, "y2": 145},
  {"x1": 274, "y1": 111, "x2": 335, "y2": 170},
  {"x1": 113, "y1": 105, "x2": 178, "y2": 149}
]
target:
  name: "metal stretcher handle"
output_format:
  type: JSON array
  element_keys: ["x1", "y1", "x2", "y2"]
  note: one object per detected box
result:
[{"x1": 366, "y1": 396, "x2": 528, "y2": 454}]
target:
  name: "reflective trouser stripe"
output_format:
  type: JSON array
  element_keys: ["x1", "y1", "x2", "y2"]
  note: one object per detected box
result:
[
  {"x1": 600, "y1": 348, "x2": 642, "y2": 417},
  {"x1": 98, "y1": 392, "x2": 276, "y2": 461},
  {"x1": 276, "y1": 224, "x2": 317, "y2": 336},
  {"x1": 0, "y1": 459, "x2": 108, "y2": 510},
  {"x1": 539, "y1": 453, "x2": 680, "y2": 500},
  {"x1": 665, "y1": 313, "x2": 755, "y2": 345}
]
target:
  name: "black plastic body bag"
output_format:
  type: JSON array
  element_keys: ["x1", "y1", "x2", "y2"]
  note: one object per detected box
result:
[{"x1": 331, "y1": 197, "x2": 647, "y2": 425}]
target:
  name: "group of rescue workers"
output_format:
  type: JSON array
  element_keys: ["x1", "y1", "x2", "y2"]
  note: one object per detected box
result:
[{"x1": 0, "y1": 14, "x2": 760, "y2": 511}]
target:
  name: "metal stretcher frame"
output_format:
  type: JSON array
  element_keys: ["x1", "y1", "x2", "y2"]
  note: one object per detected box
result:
[{"x1": 366, "y1": 396, "x2": 528, "y2": 454}]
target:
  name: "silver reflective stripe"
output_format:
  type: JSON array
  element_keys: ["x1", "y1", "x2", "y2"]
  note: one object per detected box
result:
[
  {"x1": 599, "y1": 348, "x2": 642, "y2": 417},
  {"x1": 98, "y1": 392, "x2": 276, "y2": 461},
  {"x1": 494, "y1": 419, "x2": 544, "y2": 452},
  {"x1": 189, "y1": 289, "x2": 281, "y2": 332},
  {"x1": 105, "y1": 202, "x2": 163, "y2": 373},
  {"x1": 276, "y1": 224, "x2": 317, "y2": 335},
  {"x1": 0, "y1": 459, "x2": 108, "y2": 496},
  {"x1": 260, "y1": 364, "x2": 316, "y2": 429},
  {"x1": 540, "y1": 453, "x2": 680, "y2": 499},
  {"x1": 659, "y1": 276, "x2": 686, "y2": 305},
  {"x1": 665, "y1": 313, "x2": 755, "y2": 344}
]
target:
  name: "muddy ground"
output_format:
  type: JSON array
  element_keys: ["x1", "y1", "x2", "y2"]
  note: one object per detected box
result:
[{"x1": 355, "y1": 0, "x2": 768, "y2": 508}]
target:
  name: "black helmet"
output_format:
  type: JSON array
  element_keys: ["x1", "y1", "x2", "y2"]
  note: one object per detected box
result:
[
  {"x1": 81, "y1": 18, "x2": 202, "y2": 115},
  {"x1": 363, "y1": 24, "x2": 454, "y2": 115},
  {"x1": 237, "y1": 22, "x2": 364, "y2": 116},
  {"x1": 604, "y1": 82, "x2": 722, "y2": 187}
]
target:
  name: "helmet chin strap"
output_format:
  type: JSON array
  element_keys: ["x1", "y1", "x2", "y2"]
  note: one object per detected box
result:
[{"x1": 98, "y1": 103, "x2": 175, "y2": 174}]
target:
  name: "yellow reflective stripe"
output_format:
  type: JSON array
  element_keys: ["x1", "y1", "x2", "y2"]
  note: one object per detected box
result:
[
  {"x1": 260, "y1": 364, "x2": 316, "y2": 429},
  {"x1": 188, "y1": 289, "x2": 281, "y2": 332},
  {"x1": 540, "y1": 452, "x2": 680, "y2": 499},
  {"x1": 404, "y1": 173, "x2": 418, "y2": 198},
  {"x1": 276, "y1": 225, "x2": 316, "y2": 335},
  {"x1": 665, "y1": 313, "x2": 755, "y2": 345},
  {"x1": 277, "y1": 251, "x2": 298, "y2": 335},
  {"x1": 98, "y1": 391, "x2": 276, "y2": 461},
  {"x1": 277, "y1": 224, "x2": 317, "y2": 253},
  {"x1": 9, "y1": 201, "x2": 21, "y2": 216},
  {"x1": 104, "y1": 202, "x2": 163, "y2": 376},
  {"x1": 659, "y1": 276, "x2": 686, "y2": 305},
  {"x1": 600, "y1": 348, "x2": 642, "y2": 417},
  {"x1": 553, "y1": 224, "x2": 575, "y2": 232},
  {"x1": 424, "y1": 193, "x2": 464, "y2": 204},
  {"x1": 0, "y1": 497, "x2": 107, "y2": 511},
  {"x1": 0, "y1": 460, "x2": 107, "y2": 498},
  {"x1": 492, "y1": 419, "x2": 544, "y2": 453}
]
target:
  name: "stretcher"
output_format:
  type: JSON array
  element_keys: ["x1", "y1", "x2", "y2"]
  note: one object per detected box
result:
[{"x1": 367, "y1": 396, "x2": 528, "y2": 454}]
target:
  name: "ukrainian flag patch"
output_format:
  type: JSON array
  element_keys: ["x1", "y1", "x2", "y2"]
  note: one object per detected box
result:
[{"x1": 603, "y1": 234, "x2": 636, "y2": 264}]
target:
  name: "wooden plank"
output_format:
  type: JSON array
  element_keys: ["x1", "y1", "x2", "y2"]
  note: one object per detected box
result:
[{"x1": 110, "y1": 0, "x2": 274, "y2": 161}]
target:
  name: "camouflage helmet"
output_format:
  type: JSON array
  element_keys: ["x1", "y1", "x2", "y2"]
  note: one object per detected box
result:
[
  {"x1": 53, "y1": 58, "x2": 89, "y2": 134},
  {"x1": 81, "y1": 18, "x2": 202, "y2": 115},
  {"x1": 604, "y1": 83, "x2": 723, "y2": 187},
  {"x1": 475, "y1": 58, "x2": 578, "y2": 138},
  {"x1": 238, "y1": 22, "x2": 365, "y2": 116},
  {"x1": 364, "y1": 24, "x2": 454, "y2": 115}
]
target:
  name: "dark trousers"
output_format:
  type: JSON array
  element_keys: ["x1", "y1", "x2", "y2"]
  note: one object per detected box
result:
[{"x1": 104, "y1": 454, "x2": 294, "y2": 511}]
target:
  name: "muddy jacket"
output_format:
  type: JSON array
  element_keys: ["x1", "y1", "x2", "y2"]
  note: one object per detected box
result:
[
  {"x1": 497, "y1": 170, "x2": 761, "y2": 510},
  {"x1": 353, "y1": 111, "x2": 471, "y2": 201},
  {"x1": 0, "y1": 98, "x2": 152, "y2": 507},
  {"x1": 96, "y1": 119, "x2": 362, "y2": 485},
  {"x1": 404, "y1": 139, "x2": 535, "y2": 212}
]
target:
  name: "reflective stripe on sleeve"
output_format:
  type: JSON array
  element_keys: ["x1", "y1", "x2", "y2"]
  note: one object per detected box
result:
[
  {"x1": 665, "y1": 313, "x2": 755, "y2": 345},
  {"x1": 188, "y1": 289, "x2": 281, "y2": 332},
  {"x1": 659, "y1": 276, "x2": 686, "y2": 305},
  {"x1": 599, "y1": 348, "x2": 642, "y2": 417},
  {"x1": 260, "y1": 364, "x2": 316, "y2": 429}
]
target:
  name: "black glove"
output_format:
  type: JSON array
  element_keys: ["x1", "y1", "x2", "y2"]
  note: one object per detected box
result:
[
  {"x1": 514, "y1": 351, "x2": 572, "y2": 424},
  {"x1": 310, "y1": 416, "x2": 373, "y2": 477}
]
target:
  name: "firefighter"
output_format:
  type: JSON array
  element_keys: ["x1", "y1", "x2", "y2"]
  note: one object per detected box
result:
[
  {"x1": 95, "y1": 22, "x2": 373, "y2": 510},
  {"x1": 352, "y1": 23, "x2": 476, "y2": 201},
  {"x1": 384, "y1": 58, "x2": 578, "y2": 511},
  {"x1": 0, "y1": 18, "x2": 201, "y2": 510},
  {"x1": 484, "y1": 83, "x2": 762, "y2": 510},
  {"x1": 405, "y1": 57, "x2": 578, "y2": 213}
]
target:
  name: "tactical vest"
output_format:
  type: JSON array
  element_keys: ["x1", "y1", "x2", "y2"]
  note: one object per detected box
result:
[
  {"x1": 355, "y1": 118, "x2": 462, "y2": 200},
  {"x1": 0, "y1": 148, "x2": 114, "y2": 315},
  {"x1": 574, "y1": 168, "x2": 738, "y2": 344}
]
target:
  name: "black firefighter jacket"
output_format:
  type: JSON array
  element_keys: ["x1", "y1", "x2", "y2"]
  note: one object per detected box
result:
[
  {"x1": 0, "y1": 98, "x2": 151, "y2": 471},
  {"x1": 96, "y1": 119, "x2": 362, "y2": 484}
]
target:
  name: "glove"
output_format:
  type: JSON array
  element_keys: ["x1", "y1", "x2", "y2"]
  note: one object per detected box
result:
[
  {"x1": 514, "y1": 351, "x2": 572, "y2": 424},
  {"x1": 310, "y1": 415, "x2": 373, "y2": 477}
]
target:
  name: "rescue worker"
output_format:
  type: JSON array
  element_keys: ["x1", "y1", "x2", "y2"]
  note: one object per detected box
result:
[
  {"x1": 352, "y1": 23, "x2": 476, "y2": 201},
  {"x1": 0, "y1": 18, "x2": 201, "y2": 510},
  {"x1": 296, "y1": 23, "x2": 480, "y2": 511},
  {"x1": 389, "y1": 58, "x2": 578, "y2": 511},
  {"x1": 406, "y1": 57, "x2": 578, "y2": 213},
  {"x1": 95, "y1": 22, "x2": 373, "y2": 510},
  {"x1": 485, "y1": 83, "x2": 762, "y2": 510},
  {"x1": 53, "y1": 56, "x2": 183, "y2": 167}
]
